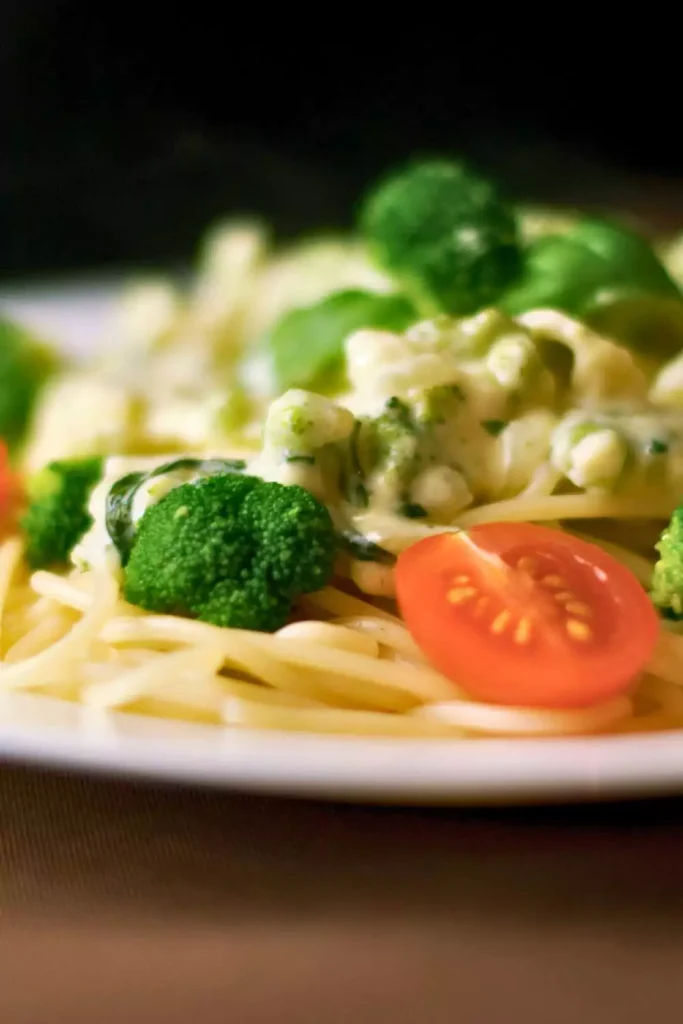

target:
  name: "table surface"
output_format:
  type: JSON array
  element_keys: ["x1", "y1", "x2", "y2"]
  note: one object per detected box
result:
[{"x1": 3, "y1": 763, "x2": 683, "y2": 1023}]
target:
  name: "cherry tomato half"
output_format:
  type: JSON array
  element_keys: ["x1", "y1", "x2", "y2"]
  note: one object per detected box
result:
[
  {"x1": 395, "y1": 523, "x2": 659, "y2": 708},
  {"x1": 0, "y1": 441, "x2": 23, "y2": 537}
]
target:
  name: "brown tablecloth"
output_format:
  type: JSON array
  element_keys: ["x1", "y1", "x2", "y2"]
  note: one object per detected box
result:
[{"x1": 3, "y1": 763, "x2": 683, "y2": 1023}]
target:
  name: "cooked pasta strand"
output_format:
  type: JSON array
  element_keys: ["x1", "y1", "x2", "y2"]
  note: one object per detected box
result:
[
  {"x1": 457, "y1": 494, "x2": 676, "y2": 528},
  {"x1": 0, "y1": 480, "x2": 679, "y2": 744},
  {"x1": 415, "y1": 695, "x2": 632, "y2": 735},
  {"x1": 0, "y1": 538, "x2": 24, "y2": 648},
  {"x1": 0, "y1": 572, "x2": 117, "y2": 689},
  {"x1": 223, "y1": 696, "x2": 461, "y2": 736}
]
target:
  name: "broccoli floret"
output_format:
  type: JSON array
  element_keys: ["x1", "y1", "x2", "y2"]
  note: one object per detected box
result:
[
  {"x1": 0, "y1": 319, "x2": 60, "y2": 453},
  {"x1": 123, "y1": 473, "x2": 336, "y2": 632},
  {"x1": 365, "y1": 397, "x2": 422, "y2": 493},
  {"x1": 652, "y1": 508, "x2": 683, "y2": 616},
  {"x1": 358, "y1": 389, "x2": 474, "y2": 520},
  {"x1": 22, "y1": 456, "x2": 103, "y2": 568},
  {"x1": 360, "y1": 159, "x2": 522, "y2": 316}
]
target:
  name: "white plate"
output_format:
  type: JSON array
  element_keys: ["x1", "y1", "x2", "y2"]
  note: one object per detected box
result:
[{"x1": 1, "y1": 281, "x2": 682, "y2": 805}]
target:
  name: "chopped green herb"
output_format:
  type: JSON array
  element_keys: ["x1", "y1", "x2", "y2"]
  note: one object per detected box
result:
[
  {"x1": 285, "y1": 453, "x2": 316, "y2": 465},
  {"x1": 647, "y1": 438, "x2": 669, "y2": 455},
  {"x1": 337, "y1": 529, "x2": 396, "y2": 565},
  {"x1": 384, "y1": 396, "x2": 413, "y2": 423},
  {"x1": 347, "y1": 481, "x2": 369, "y2": 508},
  {"x1": 106, "y1": 458, "x2": 246, "y2": 565},
  {"x1": 341, "y1": 419, "x2": 371, "y2": 508},
  {"x1": 399, "y1": 502, "x2": 428, "y2": 519}
]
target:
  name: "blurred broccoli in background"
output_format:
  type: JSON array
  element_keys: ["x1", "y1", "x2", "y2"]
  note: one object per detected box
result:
[
  {"x1": 0, "y1": 319, "x2": 60, "y2": 454},
  {"x1": 355, "y1": 387, "x2": 476, "y2": 521},
  {"x1": 652, "y1": 508, "x2": 683, "y2": 617},
  {"x1": 360, "y1": 159, "x2": 522, "y2": 316},
  {"x1": 22, "y1": 456, "x2": 103, "y2": 568}
]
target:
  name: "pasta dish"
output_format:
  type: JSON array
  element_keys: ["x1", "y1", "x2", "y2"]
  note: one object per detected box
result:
[{"x1": 3, "y1": 157, "x2": 683, "y2": 740}]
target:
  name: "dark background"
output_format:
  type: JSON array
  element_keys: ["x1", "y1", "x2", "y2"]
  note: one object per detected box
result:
[{"x1": 2, "y1": 6, "x2": 680, "y2": 277}]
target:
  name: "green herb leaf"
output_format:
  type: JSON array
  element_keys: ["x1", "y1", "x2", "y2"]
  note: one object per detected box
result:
[
  {"x1": 399, "y1": 502, "x2": 428, "y2": 519},
  {"x1": 501, "y1": 217, "x2": 683, "y2": 355},
  {"x1": 337, "y1": 529, "x2": 396, "y2": 564},
  {"x1": 267, "y1": 290, "x2": 417, "y2": 390},
  {"x1": 285, "y1": 453, "x2": 316, "y2": 465}
]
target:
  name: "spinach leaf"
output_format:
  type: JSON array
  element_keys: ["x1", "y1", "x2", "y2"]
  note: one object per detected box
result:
[
  {"x1": 267, "y1": 289, "x2": 417, "y2": 390},
  {"x1": 105, "y1": 457, "x2": 246, "y2": 563}
]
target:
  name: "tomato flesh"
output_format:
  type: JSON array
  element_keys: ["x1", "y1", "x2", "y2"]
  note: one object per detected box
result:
[
  {"x1": 395, "y1": 523, "x2": 659, "y2": 708},
  {"x1": 0, "y1": 441, "x2": 22, "y2": 537}
]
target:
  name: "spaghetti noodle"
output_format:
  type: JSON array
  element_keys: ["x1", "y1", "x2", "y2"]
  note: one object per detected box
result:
[
  {"x1": 2, "y1": 530, "x2": 683, "y2": 737},
  {"x1": 7, "y1": 167, "x2": 683, "y2": 740}
]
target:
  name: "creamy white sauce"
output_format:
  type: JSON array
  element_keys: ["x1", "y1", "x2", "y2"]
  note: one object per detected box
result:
[{"x1": 56, "y1": 301, "x2": 683, "y2": 576}]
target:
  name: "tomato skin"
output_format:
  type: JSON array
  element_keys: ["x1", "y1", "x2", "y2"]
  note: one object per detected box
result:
[
  {"x1": 395, "y1": 524, "x2": 660, "y2": 709},
  {"x1": 0, "y1": 441, "x2": 23, "y2": 537}
]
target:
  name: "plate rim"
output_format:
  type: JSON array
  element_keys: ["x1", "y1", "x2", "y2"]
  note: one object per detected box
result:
[{"x1": 2, "y1": 690, "x2": 683, "y2": 804}]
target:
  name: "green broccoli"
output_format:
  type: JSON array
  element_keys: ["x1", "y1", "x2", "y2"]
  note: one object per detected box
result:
[
  {"x1": 363, "y1": 397, "x2": 422, "y2": 497},
  {"x1": 266, "y1": 288, "x2": 417, "y2": 391},
  {"x1": 123, "y1": 473, "x2": 337, "y2": 632},
  {"x1": 22, "y1": 456, "x2": 103, "y2": 568},
  {"x1": 651, "y1": 508, "x2": 683, "y2": 617},
  {"x1": 366, "y1": 389, "x2": 464, "y2": 479},
  {"x1": 0, "y1": 319, "x2": 60, "y2": 453},
  {"x1": 360, "y1": 159, "x2": 522, "y2": 316}
]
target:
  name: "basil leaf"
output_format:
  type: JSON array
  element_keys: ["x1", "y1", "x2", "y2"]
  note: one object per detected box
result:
[
  {"x1": 337, "y1": 528, "x2": 396, "y2": 565},
  {"x1": 502, "y1": 217, "x2": 683, "y2": 351},
  {"x1": 267, "y1": 289, "x2": 417, "y2": 390}
]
